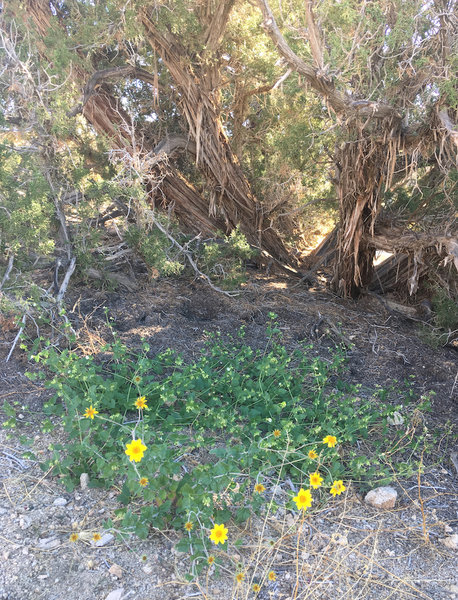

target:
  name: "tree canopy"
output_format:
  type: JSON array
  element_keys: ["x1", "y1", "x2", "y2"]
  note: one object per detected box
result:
[{"x1": 0, "y1": 0, "x2": 456, "y2": 299}]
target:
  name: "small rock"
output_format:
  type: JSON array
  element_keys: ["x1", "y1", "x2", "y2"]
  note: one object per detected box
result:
[
  {"x1": 440, "y1": 534, "x2": 458, "y2": 551},
  {"x1": 37, "y1": 574, "x2": 48, "y2": 580},
  {"x1": 94, "y1": 533, "x2": 114, "y2": 547},
  {"x1": 142, "y1": 563, "x2": 153, "y2": 575},
  {"x1": 109, "y1": 564, "x2": 123, "y2": 579},
  {"x1": 364, "y1": 486, "x2": 397, "y2": 510},
  {"x1": 80, "y1": 473, "x2": 90, "y2": 491},
  {"x1": 445, "y1": 525, "x2": 454, "y2": 534},
  {"x1": 387, "y1": 411, "x2": 404, "y2": 426},
  {"x1": 3, "y1": 551, "x2": 10, "y2": 560},
  {"x1": 37, "y1": 537, "x2": 60, "y2": 550},
  {"x1": 53, "y1": 497, "x2": 68, "y2": 507},
  {"x1": 449, "y1": 584, "x2": 458, "y2": 593},
  {"x1": 105, "y1": 589, "x2": 124, "y2": 600}
]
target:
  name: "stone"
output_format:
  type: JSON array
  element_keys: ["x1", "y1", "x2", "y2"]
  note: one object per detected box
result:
[
  {"x1": 449, "y1": 584, "x2": 458, "y2": 593},
  {"x1": 37, "y1": 537, "x2": 60, "y2": 550},
  {"x1": 440, "y1": 534, "x2": 458, "y2": 551},
  {"x1": 105, "y1": 590, "x2": 124, "y2": 600},
  {"x1": 109, "y1": 564, "x2": 123, "y2": 579},
  {"x1": 80, "y1": 473, "x2": 90, "y2": 491},
  {"x1": 387, "y1": 411, "x2": 404, "y2": 426},
  {"x1": 94, "y1": 533, "x2": 114, "y2": 547},
  {"x1": 364, "y1": 486, "x2": 397, "y2": 510},
  {"x1": 53, "y1": 497, "x2": 68, "y2": 507},
  {"x1": 142, "y1": 564, "x2": 153, "y2": 575}
]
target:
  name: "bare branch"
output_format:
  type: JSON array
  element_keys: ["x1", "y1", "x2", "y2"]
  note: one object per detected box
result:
[{"x1": 0, "y1": 254, "x2": 14, "y2": 290}]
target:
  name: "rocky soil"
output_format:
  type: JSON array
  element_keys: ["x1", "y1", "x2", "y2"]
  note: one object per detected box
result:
[{"x1": 0, "y1": 273, "x2": 457, "y2": 600}]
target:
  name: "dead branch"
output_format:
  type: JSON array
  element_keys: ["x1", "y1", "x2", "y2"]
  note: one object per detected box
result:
[
  {"x1": 5, "y1": 313, "x2": 26, "y2": 362},
  {"x1": 56, "y1": 256, "x2": 76, "y2": 305},
  {"x1": 0, "y1": 254, "x2": 14, "y2": 290},
  {"x1": 145, "y1": 210, "x2": 240, "y2": 297}
]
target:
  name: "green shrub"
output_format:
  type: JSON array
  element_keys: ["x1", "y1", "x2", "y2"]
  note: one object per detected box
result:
[{"x1": 27, "y1": 316, "x2": 431, "y2": 560}]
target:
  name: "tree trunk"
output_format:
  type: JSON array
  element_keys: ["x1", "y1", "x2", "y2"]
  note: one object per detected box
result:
[{"x1": 141, "y1": 10, "x2": 295, "y2": 268}]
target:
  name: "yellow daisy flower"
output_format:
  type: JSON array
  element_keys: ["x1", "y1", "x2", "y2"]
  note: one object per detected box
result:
[
  {"x1": 254, "y1": 483, "x2": 265, "y2": 493},
  {"x1": 268, "y1": 570, "x2": 276, "y2": 581},
  {"x1": 92, "y1": 533, "x2": 101, "y2": 542},
  {"x1": 69, "y1": 533, "x2": 79, "y2": 542},
  {"x1": 135, "y1": 396, "x2": 147, "y2": 410},
  {"x1": 330, "y1": 480, "x2": 346, "y2": 496},
  {"x1": 236, "y1": 572, "x2": 245, "y2": 584},
  {"x1": 207, "y1": 555, "x2": 215, "y2": 565},
  {"x1": 209, "y1": 523, "x2": 228, "y2": 545},
  {"x1": 293, "y1": 488, "x2": 313, "y2": 511},
  {"x1": 322, "y1": 435, "x2": 337, "y2": 448},
  {"x1": 253, "y1": 583, "x2": 261, "y2": 593},
  {"x1": 83, "y1": 405, "x2": 98, "y2": 419},
  {"x1": 308, "y1": 449, "x2": 318, "y2": 459},
  {"x1": 125, "y1": 439, "x2": 147, "y2": 463},
  {"x1": 184, "y1": 521, "x2": 193, "y2": 531},
  {"x1": 273, "y1": 429, "x2": 281, "y2": 438},
  {"x1": 309, "y1": 472, "x2": 323, "y2": 489},
  {"x1": 139, "y1": 477, "x2": 149, "y2": 487}
]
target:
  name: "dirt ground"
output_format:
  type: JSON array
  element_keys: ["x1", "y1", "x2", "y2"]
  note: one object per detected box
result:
[{"x1": 0, "y1": 272, "x2": 457, "y2": 600}]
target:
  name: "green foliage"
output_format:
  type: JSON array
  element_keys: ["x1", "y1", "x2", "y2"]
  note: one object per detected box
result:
[
  {"x1": 30, "y1": 316, "x2": 431, "y2": 552},
  {"x1": 124, "y1": 222, "x2": 185, "y2": 277},
  {"x1": 199, "y1": 227, "x2": 256, "y2": 288},
  {"x1": 0, "y1": 143, "x2": 54, "y2": 260},
  {"x1": 431, "y1": 287, "x2": 458, "y2": 332}
]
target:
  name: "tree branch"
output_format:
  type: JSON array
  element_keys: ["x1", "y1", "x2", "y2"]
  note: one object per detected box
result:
[
  {"x1": 256, "y1": 0, "x2": 400, "y2": 120},
  {"x1": 67, "y1": 65, "x2": 160, "y2": 117}
]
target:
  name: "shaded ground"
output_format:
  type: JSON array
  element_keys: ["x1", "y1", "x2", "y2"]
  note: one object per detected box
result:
[{"x1": 0, "y1": 273, "x2": 457, "y2": 600}]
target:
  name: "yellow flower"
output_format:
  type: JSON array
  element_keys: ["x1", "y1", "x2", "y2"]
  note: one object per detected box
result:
[
  {"x1": 209, "y1": 523, "x2": 228, "y2": 545},
  {"x1": 273, "y1": 429, "x2": 281, "y2": 438},
  {"x1": 236, "y1": 572, "x2": 245, "y2": 584},
  {"x1": 92, "y1": 533, "x2": 101, "y2": 542},
  {"x1": 184, "y1": 521, "x2": 193, "y2": 531},
  {"x1": 309, "y1": 472, "x2": 323, "y2": 489},
  {"x1": 308, "y1": 449, "x2": 318, "y2": 459},
  {"x1": 83, "y1": 405, "x2": 98, "y2": 419},
  {"x1": 330, "y1": 480, "x2": 346, "y2": 496},
  {"x1": 268, "y1": 570, "x2": 276, "y2": 581},
  {"x1": 293, "y1": 488, "x2": 313, "y2": 511},
  {"x1": 69, "y1": 533, "x2": 79, "y2": 542},
  {"x1": 254, "y1": 483, "x2": 265, "y2": 493},
  {"x1": 253, "y1": 583, "x2": 261, "y2": 593},
  {"x1": 125, "y1": 439, "x2": 147, "y2": 463},
  {"x1": 322, "y1": 435, "x2": 337, "y2": 448},
  {"x1": 135, "y1": 396, "x2": 147, "y2": 409},
  {"x1": 139, "y1": 477, "x2": 149, "y2": 487},
  {"x1": 207, "y1": 555, "x2": 215, "y2": 565}
]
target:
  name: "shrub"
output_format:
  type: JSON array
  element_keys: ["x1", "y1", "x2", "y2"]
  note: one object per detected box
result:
[{"x1": 27, "y1": 316, "x2": 431, "y2": 561}]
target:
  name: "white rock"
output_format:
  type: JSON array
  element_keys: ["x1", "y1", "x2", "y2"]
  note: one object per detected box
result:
[
  {"x1": 37, "y1": 537, "x2": 60, "y2": 550},
  {"x1": 449, "y1": 584, "x2": 458, "y2": 593},
  {"x1": 142, "y1": 563, "x2": 153, "y2": 575},
  {"x1": 364, "y1": 486, "x2": 397, "y2": 510},
  {"x1": 440, "y1": 534, "x2": 458, "y2": 551},
  {"x1": 80, "y1": 473, "x2": 90, "y2": 491},
  {"x1": 109, "y1": 564, "x2": 123, "y2": 579},
  {"x1": 94, "y1": 533, "x2": 114, "y2": 547},
  {"x1": 105, "y1": 590, "x2": 124, "y2": 600},
  {"x1": 53, "y1": 497, "x2": 68, "y2": 507},
  {"x1": 387, "y1": 411, "x2": 404, "y2": 426}
]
